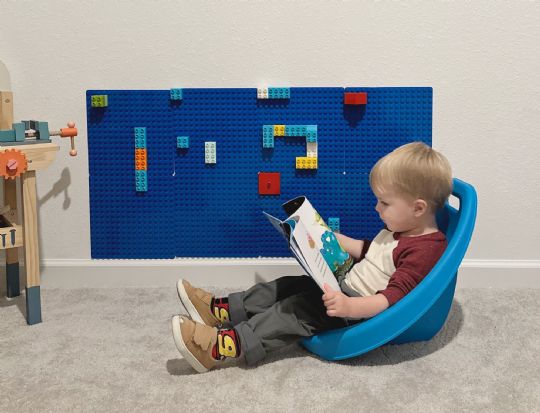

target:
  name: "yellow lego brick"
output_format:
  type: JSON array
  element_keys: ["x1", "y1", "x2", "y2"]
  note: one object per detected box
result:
[
  {"x1": 296, "y1": 157, "x2": 307, "y2": 169},
  {"x1": 296, "y1": 157, "x2": 317, "y2": 169},
  {"x1": 274, "y1": 125, "x2": 285, "y2": 136}
]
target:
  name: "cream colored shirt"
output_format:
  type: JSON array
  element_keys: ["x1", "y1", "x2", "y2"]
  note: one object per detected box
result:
[{"x1": 343, "y1": 229, "x2": 398, "y2": 297}]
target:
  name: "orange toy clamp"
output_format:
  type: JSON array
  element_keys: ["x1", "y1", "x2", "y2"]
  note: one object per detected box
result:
[{"x1": 50, "y1": 121, "x2": 78, "y2": 156}]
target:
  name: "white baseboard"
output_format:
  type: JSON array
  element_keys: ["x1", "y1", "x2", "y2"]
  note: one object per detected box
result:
[
  {"x1": 39, "y1": 259, "x2": 305, "y2": 290},
  {"x1": 3, "y1": 259, "x2": 539, "y2": 290},
  {"x1": 41, "y1": 259, "x2": 540, "y2": 289}
]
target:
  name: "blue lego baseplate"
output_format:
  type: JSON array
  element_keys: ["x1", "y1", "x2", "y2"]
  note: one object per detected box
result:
[{"x1": 87, "y1": 87, "x2": 432, "y2": 258}]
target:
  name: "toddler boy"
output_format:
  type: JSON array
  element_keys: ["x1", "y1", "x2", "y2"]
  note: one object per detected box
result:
[{"x1": 172, "y1": 142, "x2": 453, "y2": 373}]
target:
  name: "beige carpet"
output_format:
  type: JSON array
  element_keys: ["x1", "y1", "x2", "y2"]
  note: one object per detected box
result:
[{"x1": 1, "y1": 285, "x2": 539, "y2": 412}]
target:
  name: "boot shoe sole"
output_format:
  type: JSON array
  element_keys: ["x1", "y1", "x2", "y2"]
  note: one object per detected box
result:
[{"x1": 171, "y1": 315, "x2": 209, "y2": 373}]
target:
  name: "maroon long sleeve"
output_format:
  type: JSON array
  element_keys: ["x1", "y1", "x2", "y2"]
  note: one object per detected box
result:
[{"x1": 377, "y1": 231, "x2": 447, "y2": 306}]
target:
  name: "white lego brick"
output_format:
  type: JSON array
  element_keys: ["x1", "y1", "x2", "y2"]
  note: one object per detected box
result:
[
  {"x1": 205, "y1": 141, "x2": 216, "y2": 164},
  {"x1": 257, "y1": 88, "x2": 268, "y2": 99},
  {"x1": 307, "y1": 142, "x2": 318, "y2": 158}
]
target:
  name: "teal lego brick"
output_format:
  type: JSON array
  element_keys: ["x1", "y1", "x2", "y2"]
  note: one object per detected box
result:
[
  {"x1": 268, "y1": 87, "x2": 290, "y2": 99},
  {"x1": 135, "y1": 170, "x2": 148, "y2": 192},
  {"x1": 177, "y1": 136, "x2": 189, "y2": 148},
  {"x1": 285, "y1": 125, "x2": 307, "y2": 137},
  {"x1": 262, "y1": 125, "x2": 274, "y2": 147},
  {"x1": 91, "y1": 95, "x2": 108, "y2": 107},
  {"x1": 306, "y1": 125, "x2": 318, "y2": 142},
  {"x1": 328, "y1": 217, "x2": 340, "y2": 232},
  {"x1": 134, "y1": 127, "x2": 147, "y2": 148},
  {"x1": 170, "y1": 88, "x2": 183, "y2": 100},
  {"x1": 263, "y1": 135, "x2": 274, "y2": 148}
]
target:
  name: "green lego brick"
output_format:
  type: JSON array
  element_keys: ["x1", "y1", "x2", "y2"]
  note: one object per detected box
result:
[{"x1": 91, "y1": 95, "x2": 109, "y2": 107}]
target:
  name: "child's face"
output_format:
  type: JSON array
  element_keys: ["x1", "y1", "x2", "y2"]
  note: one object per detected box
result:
[{"x1": 373, "y1": 186, "x2": 419, "y2": 233}]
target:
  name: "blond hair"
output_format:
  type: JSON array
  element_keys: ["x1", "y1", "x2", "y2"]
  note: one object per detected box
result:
[{"x1": 369, "y1": 142, "x2": 453, "y2": 211}]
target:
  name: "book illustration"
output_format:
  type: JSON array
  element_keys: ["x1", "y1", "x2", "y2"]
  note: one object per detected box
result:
[
  {"x1": 307, "y1": 232, "x2": 316, "y2": 249},
  {"x1": 263, "y1": 196, "x2": 354, "y2": 291},
  {"x1": 320, "y1": 231, "x2": 354, "y2": 279}
]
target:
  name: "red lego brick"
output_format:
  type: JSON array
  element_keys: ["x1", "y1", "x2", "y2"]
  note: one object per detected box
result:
[
  {"x1": 258, "y1": 172, "x2": 280, "y2": 195},
  {"x1": 344, "y1": 92, "x2": 368, "y2": 105}
]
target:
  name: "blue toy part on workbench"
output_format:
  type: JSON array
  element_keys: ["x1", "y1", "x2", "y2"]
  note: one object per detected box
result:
[
  {"x1": 86, "y1": 87, "x2": 432, "y2": 258},
  {"x1": 302, "y1": 178, "x2": 477, "y2": 360}
]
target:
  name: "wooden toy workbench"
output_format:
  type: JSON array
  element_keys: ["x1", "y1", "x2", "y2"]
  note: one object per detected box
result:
[{"x1": 0, "y1": 91, "x2": 77, "y2": 324}]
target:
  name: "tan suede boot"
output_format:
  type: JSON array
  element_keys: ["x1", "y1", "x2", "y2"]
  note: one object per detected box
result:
[
  {"x1": 171, "y1": 315, "x2": 219, "y2": 373},
  {"x1": 176, "y1": 279, "x2": 229, "y2": 327}
]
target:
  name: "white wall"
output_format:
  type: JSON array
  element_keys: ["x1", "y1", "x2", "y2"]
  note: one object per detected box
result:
[{"x1": 1, "y1": 1, "x2": 539, "y2": 286}]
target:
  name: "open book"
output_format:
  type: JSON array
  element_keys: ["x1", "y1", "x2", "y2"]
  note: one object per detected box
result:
[{"x1": 264, "y1": 196, "x2": 354, "y2": 291}]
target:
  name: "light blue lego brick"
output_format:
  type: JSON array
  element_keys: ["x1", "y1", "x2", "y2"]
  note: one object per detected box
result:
[
  {"x1": 285, "y1": 125, "x2": 307, "y2": 137},
  {"x1": 262, "y1": 125, "x2": 273, "y2": 139},
  {"x1": 135, "y1": 170, "x2": 148, "y2": 192},
  {"x1": 306, "y1": 125, "x2": 318, "y2": 142},
  {"x1": 263, "y1": 135, "x2": 274, "y2": 148},
  {"x1": 177, "y1": 136, "x2": 189, "y2": 148},
  {"x1": 170, "y1": 88, "x2": 183, "y2": 100},
  {"x1": 134, "y1": 127, "x2": 147, "y2": 148},
  {"x1": 285, "y1": 125, "x2": 295, "y2": 136},
  {"x1": 268, "y1": 87, "x2": 290, "y2": 99},
  {"x1": 328, "y1": 217, "x2": 340, "y2": 232}
]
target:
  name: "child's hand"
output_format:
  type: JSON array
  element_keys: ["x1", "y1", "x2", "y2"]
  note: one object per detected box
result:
[{"x1": 322, "y1": 284, "x2": 351, "y2": 318}]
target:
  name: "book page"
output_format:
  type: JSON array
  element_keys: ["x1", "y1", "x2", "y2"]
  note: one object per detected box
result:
[
  {"x1": 283, "y1": 197, "x2": 354, "y2": 280},
  {"x1": 291, "y1": 220, "x2": 341, "y2": 291}
]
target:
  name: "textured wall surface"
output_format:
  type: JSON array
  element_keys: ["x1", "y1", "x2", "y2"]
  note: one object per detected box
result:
[{"x1": 1, "y1": 1, "x2": 539, "y2": 262}]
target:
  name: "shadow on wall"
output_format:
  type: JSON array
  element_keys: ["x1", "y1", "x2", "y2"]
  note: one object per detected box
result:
[{"x1": 38, "y1": 167, "x2": 72, "y2": 210}]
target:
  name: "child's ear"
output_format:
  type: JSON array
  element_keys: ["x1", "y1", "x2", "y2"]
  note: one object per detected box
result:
[{"x1": 413, "y1": 199, "x2": 428, "y2": 217}]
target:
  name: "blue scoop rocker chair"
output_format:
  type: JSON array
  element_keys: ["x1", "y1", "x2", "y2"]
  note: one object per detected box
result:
[{"x1": 302, "y1": 178, "x2": 478, "y2": 360}]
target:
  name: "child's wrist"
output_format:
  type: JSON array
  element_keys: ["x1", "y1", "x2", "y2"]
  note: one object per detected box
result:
[{"x1": 345, "y1": 296, "x2": 354, "y2": 318}]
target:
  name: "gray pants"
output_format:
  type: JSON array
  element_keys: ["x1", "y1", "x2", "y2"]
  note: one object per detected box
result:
[{"x1": 227, "y1": 275, "x2": 358, "y2": 365}]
